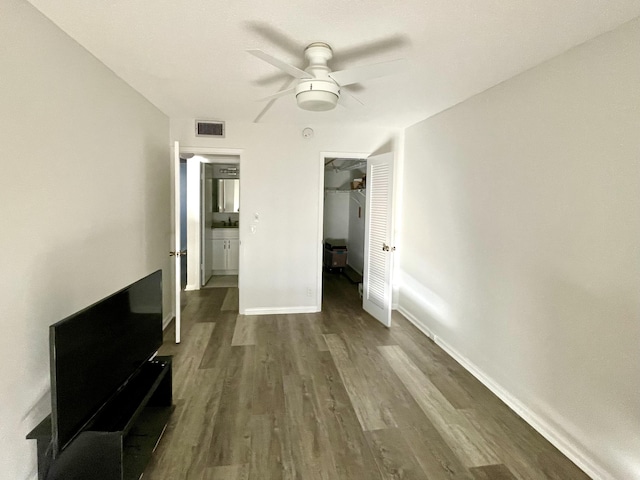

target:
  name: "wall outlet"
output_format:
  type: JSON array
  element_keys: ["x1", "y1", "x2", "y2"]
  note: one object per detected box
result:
[{"x1": 307, "y1": 287, "x2": 313, "y2": 297}]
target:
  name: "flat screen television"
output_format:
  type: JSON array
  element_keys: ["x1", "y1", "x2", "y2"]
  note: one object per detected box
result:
[{"x1": 49, "y1": 270, "x2": 163, "y2": 458}]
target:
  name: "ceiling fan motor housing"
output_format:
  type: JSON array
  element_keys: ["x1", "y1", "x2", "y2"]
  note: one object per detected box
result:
[{"x1": 295, "y1": 42, "x2": 340, "y2": 111}]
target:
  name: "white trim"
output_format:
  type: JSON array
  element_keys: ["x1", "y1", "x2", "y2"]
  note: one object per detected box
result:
[
  {"x1": 179, "y1": 146, "x2": 243, "y2": 156},
  {"x1": 244, "y1": 306, "x2": 321, "y2": 316},
  {"x1": 398, "y1": 303, "x2": 610, "y2": 480},
  {"x1": 184, "y1": 284, "x2": 198, "y2": 291},
  {"x1": 397, "y1": 305, "x2": 434, "y2": 339}
]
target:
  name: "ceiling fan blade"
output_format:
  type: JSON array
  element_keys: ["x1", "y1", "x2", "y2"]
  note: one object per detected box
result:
[
  {"x1": 244, "y1": 22, "x2": 301, "y2": 57},
  {"x1": 337, "y1": 35, "x2": 408, "y2": 64},
  {"x1": 338, "y1": 89, "x2": 364, "y2": 108},
  {"x1": 253, "y1": 98, "x2": 277, "y2": 123},
  {"x1": 329, "y1": 58, "x2": 406, "y2": 86},
  {"x1": 253, "y1": 78, "x2": 295, "y2": 123},
  {"x1": 257, "y1": 86, "x2": 296, "y2": 102},
  {"x1": 247, "y1": 49, "x2": 312, "y2": 80}
]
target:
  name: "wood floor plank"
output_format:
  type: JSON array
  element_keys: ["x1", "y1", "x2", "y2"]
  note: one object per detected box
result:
[
  {"x1": 379, "y1": 345, "x2": 499, "y2": 467},
  {"x1": 221, "y1": 287, "x2": 239, "y2": 311},
  {"x1": 249, "y1": 414, "x2": 293, "y2": 480},
  {"x1": 365, "y1": 427, "x2": 430, "y2": 480},
  {"x1": 389, "y1": 317, "x2": 477, "y2": 410},
  {"x1": 199, "y1": 312, "x2": 239, "y2": 369},
  {"x1": 183, "y1": 287, "x2": 228, "y2": 323},
  {"x1": 469, "y1": 464, "x2": 517, "y2": 480},
  {"x1": 205, "y1": 464, "x2": 249, "y2": 480},
  {"x1": 252, "y1": 317, "x2": 286, "y2": 415},
  {"x1": 282, "y1": 374, "x2": 339, "y2": 480},
  {"x1": 310, "y1": 352, "x2": 384, "y2": 480},
  {"x1": 208, "y1": 346, "x2": 255, "y2": 467},
  {"x1": 401, "y1": 420, "x2": 474, "y2": 480},
  {"x1": 279, "y1": 315, "x2": 327, "y2": 377},
  {"x1": 325, "y1": 333, "x2": 398, "y2": 431},
  {"x1": 232, "y1": 315, "x2": 259, "y2": 346},
  {"x1": 325, "y1": 331, "x2": 431, "y2": 435},
  {"x1": 305, "y1": 313, "x2": 330, "y2": 351}
]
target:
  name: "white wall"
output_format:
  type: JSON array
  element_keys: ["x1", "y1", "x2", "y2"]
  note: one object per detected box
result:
[
  {"x1": 322, "y1": 167, "x2": 367, "y2": 250},
  {"x1": 347, "y1": 190, "x2": 366, "y2": 274},
  {"x1": 171, "y1": 120, "x2": 400, "y2": 314},
  {"x1": 323, "y1": 168, "x2": 353, "y2": 241},
  {"x1": 399, "y1": 18, "x2": 640, "y2": 480},
  {"x1": 0, "y1": 1, "x2": 170, "y2": 478},
  {"x1": 323, "y1": 190, "x2": 350, "y2": 241}
]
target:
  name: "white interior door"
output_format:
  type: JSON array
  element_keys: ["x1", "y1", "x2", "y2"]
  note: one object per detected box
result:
[
  {"x1": 362, "y1": 152, "x2": 395, "y2": 327},
  {"x1": 202, "y1": 165, "x2": 214, "y2": 283},
  {"x1": 200, "y1": 164, "x2": 214, "y2": 286},
  {"x1": 172, "y1": 141, "x2": 182, "y2": 343}
]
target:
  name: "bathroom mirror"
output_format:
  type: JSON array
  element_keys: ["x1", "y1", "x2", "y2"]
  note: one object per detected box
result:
[{"x1": 214, "y1": 179, "x2": 239, "y2": 212}]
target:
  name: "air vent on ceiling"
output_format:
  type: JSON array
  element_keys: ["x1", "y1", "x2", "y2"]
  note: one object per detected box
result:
[{"x1": 195, "y1": 120, "x2": 225, "y2": 138}]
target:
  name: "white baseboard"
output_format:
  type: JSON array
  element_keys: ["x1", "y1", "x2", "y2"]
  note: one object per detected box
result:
[
  {"x1": 398, "y1": 302, "x2": 610, "y2": 480},
  {"x1": 184, "y1": 284, "x2": 198, "y2": 291},
  {"x1": 397, "y1": 305, "x2": 434, "y2": 339},
  {"x1": 243, "y1": 306, "x2": 320, "y2": 315}
]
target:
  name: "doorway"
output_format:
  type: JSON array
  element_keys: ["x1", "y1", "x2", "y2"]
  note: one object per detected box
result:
[
  {"x1": 318, "y1": 151, "x2": 396, "y2": 327},
  {"x1": 322, "y1": 157, "x2": 367, "y2": 301},
  {"x1": 183, "y1": 153, "x2": 240, "y2": 291}
]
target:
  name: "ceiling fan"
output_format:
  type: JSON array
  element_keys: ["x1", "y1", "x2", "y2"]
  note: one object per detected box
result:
[{"x1": 247, "y1": 42, "x2": 405, "y2": 114}]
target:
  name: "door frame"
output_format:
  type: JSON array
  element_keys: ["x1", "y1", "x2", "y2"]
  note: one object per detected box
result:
[
  {"x1": 316, "y1": 151, "x2": 372, "y2": 310},
  {"x1": 177, "y1": 146, "x2": 243, "y2": 303}
]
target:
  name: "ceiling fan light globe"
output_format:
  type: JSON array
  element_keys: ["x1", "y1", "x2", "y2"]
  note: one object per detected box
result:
[
  {"x1": 295, "y1": 80, "x2": 340, "y2": 111},
  {"x1": 296, "y1": 90, "x2": 338, "y2": 111}
]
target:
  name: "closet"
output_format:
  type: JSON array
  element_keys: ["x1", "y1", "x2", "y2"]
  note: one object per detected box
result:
[{"x1": 323, "y1": 158, "x2": 366, "y2": 285}]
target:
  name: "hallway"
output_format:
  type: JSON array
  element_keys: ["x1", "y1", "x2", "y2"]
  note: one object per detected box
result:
[{"x1": 144, "y1": 274, "x2": 589, "y2": 479}]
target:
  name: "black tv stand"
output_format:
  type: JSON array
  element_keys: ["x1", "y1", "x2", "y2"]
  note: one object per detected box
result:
[{"x1": 27, "y1": 356, "x2": 173, "y2": 480}]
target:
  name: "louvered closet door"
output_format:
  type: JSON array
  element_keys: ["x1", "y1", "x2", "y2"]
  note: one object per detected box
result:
[{"x1": 363, "y1": 152, "x2": 395, "y2": 327}]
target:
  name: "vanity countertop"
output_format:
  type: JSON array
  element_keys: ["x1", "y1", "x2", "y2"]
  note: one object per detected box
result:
[{"x1": 211, "y1": 222, "x2": 239, "y2": 229}]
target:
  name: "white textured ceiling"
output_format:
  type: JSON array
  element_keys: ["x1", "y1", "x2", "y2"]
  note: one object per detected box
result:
[{"x1": 27, "y1": 0, "x2": 640, "y2": 128}]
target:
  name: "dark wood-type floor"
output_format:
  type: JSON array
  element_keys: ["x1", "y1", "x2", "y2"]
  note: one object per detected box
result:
[{"x1": 144, "y1": 273, "x2": 590, "y2": 480}]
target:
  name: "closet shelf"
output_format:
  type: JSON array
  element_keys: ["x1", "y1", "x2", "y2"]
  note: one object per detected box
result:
[{"x1": 325, "y1": 188, "x2": 365, "y2": 194}]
